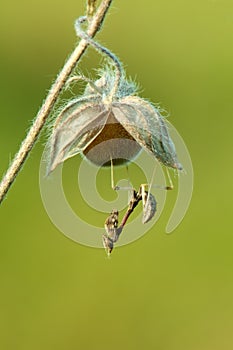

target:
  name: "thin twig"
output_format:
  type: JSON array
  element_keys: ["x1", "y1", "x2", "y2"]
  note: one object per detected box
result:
[
  {"x1": 119, "y1": 190, "x2": 142, "y2": 229},
  {"x1": 0, "y1": 0, "x2": 113, "y2": 204}
]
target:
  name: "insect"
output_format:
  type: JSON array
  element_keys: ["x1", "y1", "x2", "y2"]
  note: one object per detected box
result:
[
  {"x1": 103, "y1": 185, "x2": 157, "y2": 256},
  {"x1": 47, "y1": 16, "x2": 182, "y2": 254}
]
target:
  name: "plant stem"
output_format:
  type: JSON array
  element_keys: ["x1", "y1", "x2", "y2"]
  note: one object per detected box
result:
[{"x1": 0, "y1": 0, "x2": 113, "y2": 204}]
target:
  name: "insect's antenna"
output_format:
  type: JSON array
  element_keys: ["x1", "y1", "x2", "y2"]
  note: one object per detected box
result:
[{"x1": 75, "y1": 16, "x2": 123, "y2": 103}]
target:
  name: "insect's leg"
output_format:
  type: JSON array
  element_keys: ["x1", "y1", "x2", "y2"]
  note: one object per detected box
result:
[
  {"x1": 137, "y1": 165, "x2": 158, "y2": 224},
  {"x1": 138, "y1": 166, "x2": 175, "y2": 224},
  {"x1": 153, "y1": 167, "x2": 173, "y2": 190},
  {"x1": 165, "y1": 167, "x2": 174, "y2": 190},
  {"x1": 140, "y1": 167, "x2": 174, "y2": 192},
  {"x1": 110, "y1": 158, "x2": 116, "y2": 190},
  {"x1": 125, "y1": 164, "x2": 134, "y2": 204},
  {"x1": 110, "y1": 159, "x2": 132, "y2": 192}
]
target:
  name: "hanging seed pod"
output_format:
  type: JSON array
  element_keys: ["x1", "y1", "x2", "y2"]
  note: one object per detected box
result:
[{"x1": 47, "y1": 67, "x2": 182, "y2": 174}]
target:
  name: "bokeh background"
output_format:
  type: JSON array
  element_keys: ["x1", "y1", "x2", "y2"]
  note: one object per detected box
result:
[{"x1": 1, "y1": 0, "x2": 233, "y2": 349}]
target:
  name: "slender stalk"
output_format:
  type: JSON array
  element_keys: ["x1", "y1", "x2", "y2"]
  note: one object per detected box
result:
[
  {"x1": 119, "y1": 190, "x2": 141, "y2": 230},
  {"x1": 75, "y1": 16, "x2": 123, "y2": 103},
  {"x1": 0, "y1": 0, "x2": 113, "y2": 204}
]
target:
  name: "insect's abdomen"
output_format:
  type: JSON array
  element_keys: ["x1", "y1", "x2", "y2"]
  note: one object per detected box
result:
[{"x1": 83, "y1": 113, "x2": 141, "y2": 166}]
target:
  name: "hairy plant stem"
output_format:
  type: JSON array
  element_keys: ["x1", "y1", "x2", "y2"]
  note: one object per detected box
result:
[{"x1": 0, "y1": 0, "x2": 113, "y2": 204}]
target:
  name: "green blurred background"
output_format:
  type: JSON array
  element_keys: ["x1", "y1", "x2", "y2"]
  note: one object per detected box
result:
[{"x1": 1, "y1": 0, "x2": 233, "y2": 349}]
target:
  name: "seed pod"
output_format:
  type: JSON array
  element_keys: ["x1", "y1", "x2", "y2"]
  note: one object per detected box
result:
[{"x1": 47, "y1": 66, "x2": 182, "y2": 174}]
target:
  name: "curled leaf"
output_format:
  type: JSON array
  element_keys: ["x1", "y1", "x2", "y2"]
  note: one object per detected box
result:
[{"x1": 141, "y1": 188, "x2": 157, "y2": 224}]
